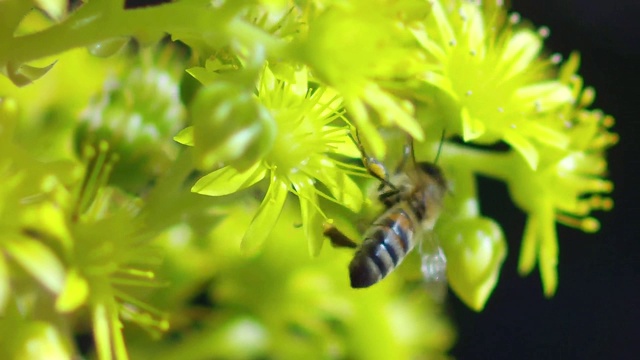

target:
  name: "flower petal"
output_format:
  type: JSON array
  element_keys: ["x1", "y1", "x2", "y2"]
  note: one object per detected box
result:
[
  {"x1": 538, "y1": 206, "x2": 559, "y2": 297},
  {"x1": 363, "y1": 84, "x2": 424, "y2": 141},
  {"x1": 344, "y1": 97, "x2": 386, "y2": 158},
  {"x1": 295, "y1": 178, "x2": 325, "y2": 257},
  {"x1": 0, "y1": 255, "x2": 8, "y2": 312},
  {"x1": 313, "y1": 158, "x2": 363, "y2": 213},
  {"x1": 514, "y1": 81, "x2": 573, "y2": 112},
  {"x1": 192, "y1": 162, "x2": 267, "y2": 196},
  {"x1": 461, "y1": 107, "x2": 486, "y2": 141},
  {"x1": 500, "y1": 30, "x2": 542, "y2": 81},
  {"x1": 504, "y1": 128, "x2": 539, "y2": 170},
  {"x1": 522, "y1": 121, "x2": 569, "y2": 149},
  {"x1": 241, "y1": 177, "x2": 289, "y2": 255},
  {"x1": 5, "y1": 237, "x2": 65, "y2": 294},
  {"x1": 55, "y1": 268, "x2": 89, "y2": 313},
  {"x1": 518, "y1": 215, "x2": 538, "y2": 276}
]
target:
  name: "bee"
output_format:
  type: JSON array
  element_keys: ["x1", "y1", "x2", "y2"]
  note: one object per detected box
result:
[{"x1": 324, "y1": 132, "x2": 448, "y2": 289}]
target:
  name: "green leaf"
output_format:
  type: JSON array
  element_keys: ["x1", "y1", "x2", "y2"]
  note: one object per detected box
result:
[
  {"x1": 174, "y1": 126, "x2": 195, "y2": 146},
  {"x1": 241, "y1": 176, "x2": 288, "y2": 255},
  {"x1": 5, "y1": 237, "x2": 65, "y2": 294},
  {"x1": 87, "y1": 37, "x2": 129, "y2": 58},
  {"x1": 186, "y1": 66, "x2": 222, "y2": 85},
  {"x1": 192, "y1": 162, "x2": 267, "y2": 196},
  {"x1": 5, "y1": 61, "x2": 57, "y2": 87}
]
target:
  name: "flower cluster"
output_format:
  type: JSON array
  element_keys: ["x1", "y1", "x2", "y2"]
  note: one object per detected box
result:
[{"x1": 0, "y1": 0, "x2": 616, "y2": 358}]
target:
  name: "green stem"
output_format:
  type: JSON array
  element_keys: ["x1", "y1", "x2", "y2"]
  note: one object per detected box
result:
[
  {"x1": 0, "y1": 1, "x2": 286, "y2": 64},
  {"x1": 439, "y1": 142, "x2": 514, "y2": 181}
]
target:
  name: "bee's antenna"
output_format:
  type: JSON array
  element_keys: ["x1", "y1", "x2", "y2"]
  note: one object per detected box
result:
[
  {"x1": 410, "y1": 136, "x2": 417, "y2": 167},
  {"x1": 408, "y1": 135, "x2": 420, "y2": 179},
  {"x1": 434, "y1": 130, "x2": 446, "y2": 164}
]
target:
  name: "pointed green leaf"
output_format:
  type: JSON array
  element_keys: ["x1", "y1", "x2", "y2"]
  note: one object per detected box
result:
[
  {"x1": 173, "y1": 126, "x2": 194, "y2": 146},
  {"x1": 186, "y1": 66, "x2": 221, "y2": 85},
  {"x1": 192, "y1": 162, "x2": 267, "y2": 196},
  {"x1": 5, "y1": 61, "x2": 57, "y2": 87}
]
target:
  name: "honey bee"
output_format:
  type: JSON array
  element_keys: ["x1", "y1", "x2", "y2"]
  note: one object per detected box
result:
[{"x1": 324, "y1": 132, "x2": 448, "y2": 289}]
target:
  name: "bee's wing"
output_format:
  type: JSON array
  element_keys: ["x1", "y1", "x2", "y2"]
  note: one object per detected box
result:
[{"x1": 418, "y1": 230, "x2": 448, "y2": 303}]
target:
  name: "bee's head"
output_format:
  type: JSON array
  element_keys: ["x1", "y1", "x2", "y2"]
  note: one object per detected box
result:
[{"x1": 417, "y1": 162, "x2": 447, "y2": 190}]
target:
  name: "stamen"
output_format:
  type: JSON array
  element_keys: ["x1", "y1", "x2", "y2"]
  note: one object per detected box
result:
[
  {"x1": 538, "y1": 26, "x2": 550, "y2": 38},
  {"x1": 556, "y1": 214, "x2": 600, "y2": 232},
  {"x1": 602, "y1": 115, "x2": 615, "y2": 128},
  {"x1": 509, "y1": 13, "x2": 521, "y2": 24},
  {"x1": 579, "y1": 87, "x2": 595, "y2": 107}
]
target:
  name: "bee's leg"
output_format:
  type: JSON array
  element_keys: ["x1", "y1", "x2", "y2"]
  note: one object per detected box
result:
[
  {"x1": 378, "y1": 187, "x2": 402, "y2": 208},
  {"x1": 352, "y1": 128, "x2": 397, "y2": 190},
  {"x1": 323, "y1": 224, "x2": 358, "y2": 249}
]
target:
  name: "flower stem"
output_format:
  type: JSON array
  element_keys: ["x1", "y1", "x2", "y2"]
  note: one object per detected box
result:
[
  {"x1": 440, "y1": 142, "x2": 514, "y2": 181},
  {"x1": 0, "y1": 1, "x2": 285, "y2": 64}
]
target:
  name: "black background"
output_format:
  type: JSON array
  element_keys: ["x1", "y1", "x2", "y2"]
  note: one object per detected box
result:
[{"x1": 450, "y1": 1, "x2": 640, "y2": 359}]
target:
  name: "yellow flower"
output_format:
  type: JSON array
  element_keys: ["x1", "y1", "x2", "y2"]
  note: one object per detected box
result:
[
  {"x1": 508, "y1": 53, "x2": 617, "y2": 296},
  {"x1": 292, "y1": 0, "x2": 431, "y2": 156},
  {"x1": 413, "y1": 0, "x2": 574, "y2": 170},
  {"x1": 188, "y1": 65, "x2": 364, "y2": 256}
]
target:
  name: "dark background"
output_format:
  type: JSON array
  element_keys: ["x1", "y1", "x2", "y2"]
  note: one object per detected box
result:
[{"x1": 450, "y1": 1, "x2": 640, "y2": 359}]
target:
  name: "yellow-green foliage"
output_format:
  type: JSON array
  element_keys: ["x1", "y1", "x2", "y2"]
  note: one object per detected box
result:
[{"x1": 0, "y1": 0, "x2": 615, "y2": 359}]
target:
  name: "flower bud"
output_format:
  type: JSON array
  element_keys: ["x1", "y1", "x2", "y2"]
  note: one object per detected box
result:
[
  {"x1": 438, "y1": 216, "x2": 507, "y2": 311},
  {"x1": 190, "y1": 81, "x2": 276, "y2": 171},
  {"x1": 75, "y1": 55, "x2": 185, "y2": 193}
]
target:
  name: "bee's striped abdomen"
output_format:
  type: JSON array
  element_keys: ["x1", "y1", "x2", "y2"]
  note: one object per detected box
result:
[{"x1": 349, "y1": 206, "x2": 417, "y2": 288}]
